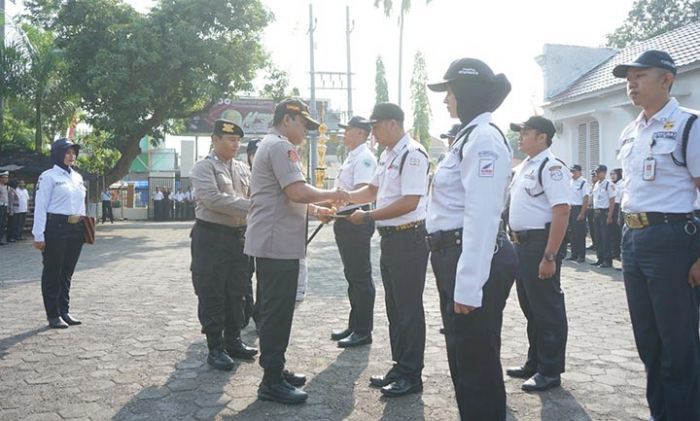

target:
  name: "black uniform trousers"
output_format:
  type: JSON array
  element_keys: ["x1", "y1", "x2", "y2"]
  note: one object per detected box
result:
[
  {"x1": 255, "y1": 257, "x2": 299, "y2": 385},
  {"x1": 586, "y1": 208, "x2": 596, "y2": 248},
  {"x1": 608, "y1": 205, "x2": 621, "y2": 259},
  {"x1": 594, "y1": 208, "x2": 611, "y2": 264},
  {"x1": 41, "y1": 214, "x2": 85, "y2": 319},
  {"x1": 190, "y1": 220, "x2": 249, "y2": 341},
  {"x1": 101, "y1": 200, "x2": 114, "y2": 223},
  {"x1": 13, "y1": 212, "x2": 26, "y2": 239},
  {"x1": 568, "y1": 205, "x2": 587, "y2": 259},
  {"x1": 379, "y1": 225, "x2": 429, "y2": 380},
  {"x1": 622, "y1": 221, "x2": 700, "y2": 421},
  {"x1": 333, "y1": 217, "x2": 375, "y2": 334},
  {"x1": 431, "y1": 232, "x2": 517, "y2": 421},
  {"x1": 515, "y1": 231, "x2": 568, "y2": 376},
  {"x1": 0, "y1": 205, "x2": 7, "y2": 242}
]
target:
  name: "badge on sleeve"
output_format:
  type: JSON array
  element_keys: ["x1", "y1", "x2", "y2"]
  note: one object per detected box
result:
[
  {"x1": 288, "y1": 149, "x2": 300, "y2": 162},
  {"x1": 549, "y1": 166, "x2": 563, "y2": 181},
  {"x1": 409, "y1": 157, "x2": 420, "y2": 166},
  {"x1": 363, "y1": 159, "x2": 373, "y2": 167},
  {"x1": 479, "y1": 159, "x2": 495, "y2": 177}
]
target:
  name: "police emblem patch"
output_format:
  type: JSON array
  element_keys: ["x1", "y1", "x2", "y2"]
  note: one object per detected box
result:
[
  {"x1": 550, "y1": 169, "x2": 563, "y2": 181},
  {"x1": 409, "y1": 157, "x2": 420, "y2": 166},
  {"x1": 479, "y1": 159, "x2": 495, "y2": 177},
  {"x1": 288, "y1": 149, "x2": 300, "y2": 162}
]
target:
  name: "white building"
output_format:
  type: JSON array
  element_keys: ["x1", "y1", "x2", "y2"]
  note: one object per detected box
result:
[{"x1": 537, "y1": 21, "x2": 700, "y2": 174}]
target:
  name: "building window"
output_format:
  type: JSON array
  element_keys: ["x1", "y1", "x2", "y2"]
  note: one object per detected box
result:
[{"x1": 577, "y1": 120, "x2": 600, "y2": 178}]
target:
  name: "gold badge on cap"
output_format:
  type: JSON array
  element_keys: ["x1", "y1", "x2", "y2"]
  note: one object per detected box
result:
[{"x1": 222, "y1": 123, "x2": 235, "y2": 133}]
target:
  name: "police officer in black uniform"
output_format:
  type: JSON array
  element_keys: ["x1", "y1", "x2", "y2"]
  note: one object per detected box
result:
[{"x1": 189, "y1": 120, "x2": 258, "y2": 370}]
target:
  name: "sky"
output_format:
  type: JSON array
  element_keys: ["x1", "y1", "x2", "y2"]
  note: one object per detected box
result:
[{"x1": 4, "y1": 0, "x2": 636, "y2": 139}]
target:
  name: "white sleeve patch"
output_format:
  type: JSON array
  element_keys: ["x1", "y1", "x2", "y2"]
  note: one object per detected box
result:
[{"x1": 479, "y1": 159, "x2": 495, "y2": 177}]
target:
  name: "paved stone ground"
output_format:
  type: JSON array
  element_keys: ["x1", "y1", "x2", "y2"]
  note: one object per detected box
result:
[{"x1": 0, "y1": 221, "x2": 648, "y2": 421}]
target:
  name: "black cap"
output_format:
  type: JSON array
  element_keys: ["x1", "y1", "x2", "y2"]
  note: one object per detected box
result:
[
  {"x1": 612, "y1": 50, "x2": 677, "y2": 78},
  {"x1": 510, "y1": 116, "x2": 556, "y2": 140},
  {"x1": 595, "y1": 164, "x2": 608, "y2": 173},
  {"x1": 213, "y1": 119, "x2": 244, "y2": 137},
  {"x1": 369, "y1": 102, "x2": 404, "y2": 123},
  {"x1": 571, "y1": 164, "x2": 582, "y2": 172},
  {"x1": 440, "y1": 123, "x2": 463, "y2": 139},
  {"x1": 339, "y1": 116, "x2": 372, "y2": 133},
  {"x1": 246, "y1": 138, "x2": 261, "y2": 155},
  {"x1": 274, "y1": 98, "x2": 321, "y2": 130},
  {"x1": 427, "y1": 58, "x2": 495, "y2": 92}
]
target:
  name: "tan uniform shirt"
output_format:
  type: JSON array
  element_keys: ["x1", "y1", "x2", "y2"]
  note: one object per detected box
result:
[
  {"x1": 190, "y1": 151, "x2": 250, "y2": 227},
  {"x1": 244, "y1": 129, "x2": 307, "y2": 260}
]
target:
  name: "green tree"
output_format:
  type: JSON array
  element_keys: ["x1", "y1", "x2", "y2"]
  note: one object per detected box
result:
[
  {"x1": 259, "y1": 64, "x2": 290, "y2": 102},
  {"x1": 606, "y1": 0, "x2": 700, "y2": 48},
  {"x1": 410, "y1": 51, "x2": 430, "y2": 151},
  {"x1": 375, "y1": 55, "x2": 389, "y2": 104},
  {"x1": 374, "y1": 0, "x2": 433, "y2": 106},
  {"x1": 26, "y1": 0, "x2": 270, "y2": 187},
  {"x1": 76, "y1": 130, "x2": 122, "y2": 197},
  {"x1": 0, "y1": 42, "x2": 28, "y2": 147},
  {"x1": 507, "y1": 130, "x2": 527, "y2": 160}
]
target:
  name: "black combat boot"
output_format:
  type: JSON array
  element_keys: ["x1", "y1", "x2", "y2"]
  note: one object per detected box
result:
[
  {"x1": 224, "y1": 336, "x2": 258, "y2": 360},
  {"x1": 206, "y1": 333, "x2": 235, "y2": 371}
]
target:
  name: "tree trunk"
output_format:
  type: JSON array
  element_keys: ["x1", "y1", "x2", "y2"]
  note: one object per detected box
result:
[{"x1": 34, "y1": 94, "x2": 43, "y2": 152}]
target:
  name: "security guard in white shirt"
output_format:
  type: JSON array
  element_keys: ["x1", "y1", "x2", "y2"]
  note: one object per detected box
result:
[
  {"x1": 591, "y1": 165, "x2": 615, "y2": 267},
  {"x1": 346, "y1": 102, "x2": 430, "y2": 398},
  {"x1": 566, "y1": 165, "x2": 589, "y2": 263},
  {"x1": 329, "y1": 116, "x2": 378, "y2": 348},
  {"x1": 426, "y1": 58, "x2": 518, "y2": 420},
  {"x1": 613, "y1": 50, "x2": 700, "y2": 421},
  {"x1": 32, "y1": 139, "x2": 86, "y2": 329},
  {"x1": 507, "y1": 116, "x2": 571, "y2": 392}
]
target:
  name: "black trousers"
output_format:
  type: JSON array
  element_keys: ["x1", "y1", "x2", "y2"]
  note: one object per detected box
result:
[
  {"x1": 609, "y1": 206, "x2": 621, "y2": 259},
  {"x1": 333, "y1": 218, "x2": 375, "y2": 334},
  {"x1": 515, "y1": 233, "x2": 568, "y2": 376},
  {"x1": 256, "y1": 257, "x2": 299, "y2": 385},
  {"x1": 101, "y1": 200, "x2": 114, "y2": 223},
  {"x1": 0, "y1": 205, "x2": 6, "y2": 242},
  {"x1": 594, "y1": 208, "x2": 611, "y2": 263},
  {"x1": 379, "y1": 226, "x2": 429, "y2": 380},
  {"x1": 586, "y1": 208, "x2": 596, "y2": 248},
  {"x1": 190, "y1": 221, "x2": 249, "y2": 340},
  {"x1": 5, "y1": 213, "x2": 15, "y2": 242},
  {"x1": 623, "y1": 222, "x2": 700, "y2": 420},
  {"x1": 431, "y1": 233, "x2": 517, "y2": 421},
  {"x1": 153, "y1": 200, "x2": 161, "y2": 221},
  {"x1": 41, "y1": 215, "x2": 85, "y2": 319},
  {"x1": 13, "y1": 212, "x2": 26, "y2": 239},
  {"x1": 568, "y1": 205, "x2": 587, "y2": 259}
]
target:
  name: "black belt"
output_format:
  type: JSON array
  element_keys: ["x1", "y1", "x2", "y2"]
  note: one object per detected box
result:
[
  {"x1": 510, "y1": 228, "x2": 548, "y2": 244},
  {"x1": 195, "y1": 219, "x2": 246, "y2": 236},
  {"x1": 47, "y1": 213, "x2": 84, "y2": 224},
  {"x1": 377, "y1": 220, "x2": 425, "y2": 237},
  {"x1": 623, "y1": 212, "x2": 693, "y2": 230},
  {"x1": 426, "y1": 228, "x2": 462, "y2": 252},
  {"x1": 594, "y1": 208, "x2": 608, "y2": 215}
]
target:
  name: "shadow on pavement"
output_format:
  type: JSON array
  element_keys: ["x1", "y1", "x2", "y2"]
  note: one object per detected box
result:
[
  {"x1": 0, "y1": 327, "x2": 46, "y2": 359},
  {"x1": 537, "y1": 386, "x2": 592, "y2": 421},
  {"x1": 113, "y1": 341, "x2": 242, "y2": 420}
]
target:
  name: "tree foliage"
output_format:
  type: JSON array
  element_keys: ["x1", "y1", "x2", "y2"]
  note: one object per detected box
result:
[
  {"x1": 259, "y1": 64, "x2": 298, "y2": 102},
  {"x1": 25, "y1": 0, "x2": 271, "y2": 186},
  {"x1": 410, "y1": 51, "x2": 431, "y2": 151},
  {"x1": 375, "y1": 56, "x2": 389, "y2": 104},
  {"x1": 606, "y1": 0, "x2": 700, "y2": 48}
]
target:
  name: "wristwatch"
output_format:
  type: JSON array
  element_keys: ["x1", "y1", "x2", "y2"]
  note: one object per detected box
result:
[{"x1": 544, "y1": 252, "x2": 557, "y2": 262}]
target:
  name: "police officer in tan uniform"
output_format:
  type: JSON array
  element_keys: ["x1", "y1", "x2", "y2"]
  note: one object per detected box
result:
[
  {"x1": 244, "y1": 98, "x2": 348, "y2": 405},
  {"x1": 190, "y1": 119, "x2": 257, "y2": 371}
]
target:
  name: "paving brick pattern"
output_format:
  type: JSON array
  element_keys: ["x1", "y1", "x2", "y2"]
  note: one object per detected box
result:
[{"x1": 0, "y1": 221, "x2": 647, "y2": 420}]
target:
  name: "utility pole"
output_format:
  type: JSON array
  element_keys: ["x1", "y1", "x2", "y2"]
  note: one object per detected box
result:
[
  {"x1": 308, "y1": 3, "x2": 318, "y2": 182},
  {"x1": 1, "y1": 0, "x2": 6, "y2": 140},
  {"x1": 346, "y1": 5, "x2": 354, "y2": 118},
  {"x1": 397, "y1": 7, "x2": 405, "y2": 107}
]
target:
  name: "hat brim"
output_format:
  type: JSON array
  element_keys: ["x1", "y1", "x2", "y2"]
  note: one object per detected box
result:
[
  {"x1": 427, "y1": 81, "x2": 449, "y2": 92},
  {"x1": 510, "y1": 123, "x2": 525, "y2": 132},
  {"x1": 300, "y1": 112, "x2": 321, "y2": 130},
  {"x1": 612, "y1": 63, "x2": 653, "y2": 78}
]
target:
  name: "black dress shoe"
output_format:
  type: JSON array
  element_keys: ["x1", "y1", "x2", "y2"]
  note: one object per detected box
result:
[
  {"x1": 590, "y1": 261, "x2": 602, "y2": 266},
  {"x1": 381, "y1": 377, "x2": 423, "y2": 397},
  {"x1": 565, "y1": 256, "x2": 577, "y2": 261},
  {"x1": 48, "y1": 317, "x2": 69, "y2": 329},
  {"x1": 60, "y1": 313, "x2": 82, "y2": 326},
  {"x1": 283, "y1": 369, "x2": 306, "y2": 387},
  {"x1": 258, "y1": 381, "x2": 308, "y2": 405},
  {"x1": 576, "y1": 257, "x2": 585, "y2": 263},
  {"x1": 330, "y1": 328, "x2": 353, "y2": 341},
  {"x1": 439, "y1": 327, "x2": 445, "y2": 335},
  {"x1": 600, "y1": 262, "x2": 612, "y2": 268},
  {"x1": 370, "y1": 369, "x2": 400, "y2": 388},
  {"x1": 521, "y1": 373, "x2": 561, "y2": 392},
  {"x1": 337, "y1": 332, "x2": 372, "y2": 348},
  {"x1": 207, "y1": 349, "x2": 235, "y2": 371},
  {"x1": 225, "y1": 338, "x2": 258, "y2": 360},
  {"x1": 506, "y1": 365, "x2": 536, "y2": 379}
]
